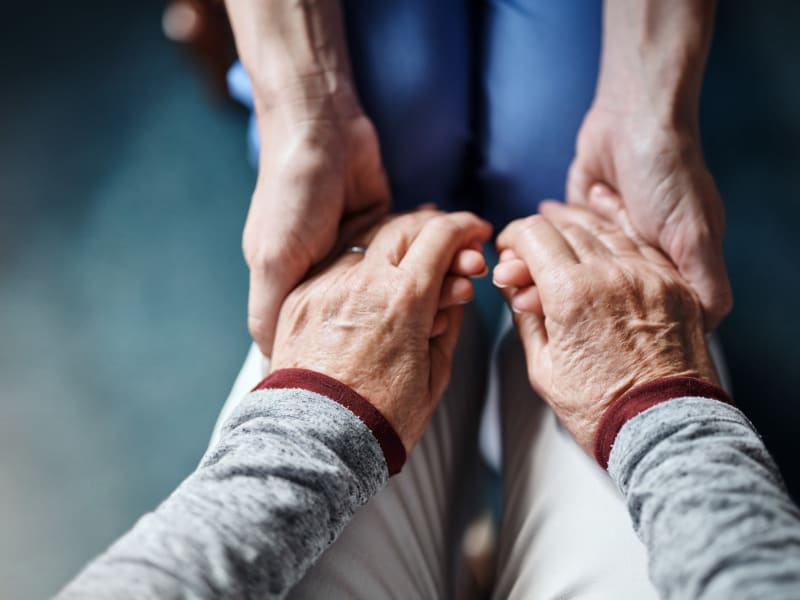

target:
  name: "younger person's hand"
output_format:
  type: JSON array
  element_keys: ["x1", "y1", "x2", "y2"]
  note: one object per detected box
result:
[{"x1": 244, "y1": 94, "x2": 391, "y2": 358}]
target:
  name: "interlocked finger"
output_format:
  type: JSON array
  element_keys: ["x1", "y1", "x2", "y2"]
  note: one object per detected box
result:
[{"x1": 540, "y1": 201, "x2": 640, "y2": 258}]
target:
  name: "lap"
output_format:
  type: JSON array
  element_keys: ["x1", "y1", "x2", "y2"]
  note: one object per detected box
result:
[
  {"x1": 207, "y1": 314, "x2": 657, "y2": 598},
  {"x1": 342, "y1": 0, "x2": 473, "y2": 213},
  {"x1": 492, "y1": 328, "x2": 657, "y2": 599},
  {"x1": 210, "y1": 310, "x2": 490, "y2": 599},
  {"x1": 475, "y1": 0, "x2": 602, "y2": 228}
]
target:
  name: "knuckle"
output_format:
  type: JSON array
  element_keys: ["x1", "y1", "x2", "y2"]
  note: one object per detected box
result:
[
  {"x1": 604, "y1": 264, "x2": 634, "y2": 291},
  {"x1": 512, "y1": 215, "x2": 547, "y2": 245},
  {"x1": 428, "y1": 214, "x2": 460, "y2": 238},
  {"x1": 398, "y1": 275, "x2": 422, "y2": 301},
  {"x1": 247, "y1": 315, "x2": 272, "y2": 346},
  {"x1": 388, "y1": 276, "x2": 426, "y2": 314},
  {"x1": 552, "y1": 271, "x2": 591, "y2": 318},
  {"x1": 560, "y1": 222, "x2": 585, "y2": 239},
  {"x1": 715, "y1": 289, "x2": 734, "y2": 318},
  {"x1": 283, "y1": 149, "x2": 330, "y2": 185},
  {"x1": 243, "y1": 240, "x2": 281, "y2": 270},
  {"x1": 520, "y1": 214, "x2": 547, "y2": 234},
  {"x1": 701, "y1": 274, "x2": 734, "y2": 320}
]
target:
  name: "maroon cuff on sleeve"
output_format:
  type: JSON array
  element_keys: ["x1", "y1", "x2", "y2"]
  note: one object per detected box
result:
[
  {"x1": 593, "y1": 376, "x2": 733, "y2": 470},
  {"x1": 253, "y1": 368, "x2": 407, "y2": 476}
]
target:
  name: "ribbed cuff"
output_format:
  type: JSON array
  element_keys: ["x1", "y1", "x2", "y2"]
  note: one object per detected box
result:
[
  {"x1": 254, "y1": 368, "x2": 407, "y2": 476},
  {"x1": 593, "y1": 376, "x2": 733, "y2": 470}
]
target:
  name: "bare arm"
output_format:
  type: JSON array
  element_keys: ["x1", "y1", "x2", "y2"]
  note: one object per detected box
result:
[
  {"x1": 569, "y1": 0, "x2": 731, "y2": 329},
  {"x1": 224, "y1": 0, "x2": 390, "y2": 357},
  {"x1": 225, "y1": 0, "x2": 358, "y2": 118},
  {"x1": 597, "y1": 0, "x2": 716, "y2": 127}
]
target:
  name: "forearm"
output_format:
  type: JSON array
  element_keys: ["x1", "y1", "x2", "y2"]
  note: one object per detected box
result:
[
  {"x1": 225, "y1": 0, "x2": 359, "y2": 119},
  {"x1": 609, "y1": 397, "x2": 800, "y2": 599},
  {"x1": 57, "y1": 373, "x2": 395, "y2": 599},
  {"x1": 598, "y1": 0, "x2": 717, "y2": 127}
]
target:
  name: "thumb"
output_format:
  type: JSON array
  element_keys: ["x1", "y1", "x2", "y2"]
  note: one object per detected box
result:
[
  {"x1": 566, "y1": 157, "x2": 594, "y2": 207},
  {"x1": 429, "y1": 306, "x2": 465, "y2": 401},
  {"x1": 660, "y1": 174, "x2": 733, "y2": 331},
  {"x1": 512, "y1": 311, "x2": 550, "y2": 389},
  {"x1": 499, "y1": 286, "x2": 550, "y2": 387},
  {"x1": 248, "y1": 261, "x2": 300, "y2": 358},
  {"x1": 673, "y1": 233, "x2": 733, "y2": 331}
]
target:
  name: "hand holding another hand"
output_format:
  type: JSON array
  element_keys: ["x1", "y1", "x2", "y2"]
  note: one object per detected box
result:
[
  {"x1": 566, "y1": 99, "x2": 732, "y2": 331},
  {"x1": 494, "y1": 202, "x2": 717, "y2": 454},
  {"x1": 244, "y1": 82, "x2": 391, "y2": 358},
  {"x1": 271, "y1": 210, "x2": 493, "y2": 453}
]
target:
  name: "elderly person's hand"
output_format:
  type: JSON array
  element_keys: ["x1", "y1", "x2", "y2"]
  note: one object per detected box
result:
[
  {"x1": 271, "y1": 210, "x2": 493, "y2": 453},
  {"x1": 493, "y1": 201, "x2": 717, "y2": 454}
]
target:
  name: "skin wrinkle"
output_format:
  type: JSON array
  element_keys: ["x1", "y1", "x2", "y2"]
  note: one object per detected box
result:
[
  {"x1": 500, "y1": 205, "x2": 717, "y2": 453},
  {"x1": 562, "y1": 2, "x2": 731, "y2": 329},
  {"x1": 271, "y1": 211, "x2": 490, "y2": 451},
  {"x1": 236, "y1": 8, "x2": 390, "y2": 355}
]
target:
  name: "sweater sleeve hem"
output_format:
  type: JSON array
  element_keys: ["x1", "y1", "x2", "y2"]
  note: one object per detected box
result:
[
  {"x1": 593, "y1": 376, "x2": 732, "y2": 469},
  {"x1": 254, "y1": 368, "x2": 407, "y2": 476}
]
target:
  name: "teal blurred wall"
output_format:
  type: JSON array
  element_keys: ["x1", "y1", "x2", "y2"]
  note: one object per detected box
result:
[
  {"x1": 0, "y1": 2, "x2": 799, "y2": 598},
  {"x1": 0, "y1": 3, "x2": 253, "y2": 598}
]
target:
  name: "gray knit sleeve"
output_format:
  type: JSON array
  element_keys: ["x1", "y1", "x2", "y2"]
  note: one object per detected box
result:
[
  {"x1": 608, "y1": 397, "x2": 800, "y2": 599},
  {"x1": 57, "y1": 387, "x2": 389, "y2": 599}
]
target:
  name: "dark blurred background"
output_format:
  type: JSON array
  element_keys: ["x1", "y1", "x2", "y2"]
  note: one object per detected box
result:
[{"x1": 0, "y1": 2, "x2": 798, "y2": 598}]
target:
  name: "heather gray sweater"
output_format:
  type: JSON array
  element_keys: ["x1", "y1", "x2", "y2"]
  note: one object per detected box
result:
[
  {"x1": 58, "y1": 384, "x2": 800, "y2": 599},
  {"x1": 609, "y1": 397, "x2": 800, "y2": 599}
]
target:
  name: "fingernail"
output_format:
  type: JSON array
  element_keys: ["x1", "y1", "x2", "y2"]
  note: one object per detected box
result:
[{"x1": 499, "y1": 249, "x2": 516, "y2": 262}]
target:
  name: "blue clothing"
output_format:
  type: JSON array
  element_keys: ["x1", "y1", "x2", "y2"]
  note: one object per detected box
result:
[{"x1": 228, "y1": 0, "x2": 601, "y2": 231}]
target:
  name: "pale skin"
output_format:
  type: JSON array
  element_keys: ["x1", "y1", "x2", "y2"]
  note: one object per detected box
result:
[
  {"x1": 226, "y1": 0, "x2": 390, "y2": 357},
  {"x1": 567, "y1": 0, "x2": 731, "y2": 330},
  {"x1": 493, "y1": 201, "x2": 718, "y2": 454},
  {"x1": 226, "y1": 0, "x2": 732, "y2": 358}
]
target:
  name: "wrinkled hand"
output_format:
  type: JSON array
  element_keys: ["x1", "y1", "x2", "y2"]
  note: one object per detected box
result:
[
  {"x1": 271, "y1": 210, "x2": 493, "y2": 452},
  {"x1": 244, "y1": 95, "x2": 391, "y2": 357},
  {"x1": 493, "y1": 202, "x2": 717, "y2": 454},
  {"x1": 567, "y1": 104, "x2": 732, "y2": 329}
]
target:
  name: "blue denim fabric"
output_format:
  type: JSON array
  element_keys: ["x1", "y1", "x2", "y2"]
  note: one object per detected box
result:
[{"x1": 228, "y1": 0, "x2": 601, "y2": 230}]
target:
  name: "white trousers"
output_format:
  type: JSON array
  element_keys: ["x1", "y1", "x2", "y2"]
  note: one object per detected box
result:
[{"x1": 208, "y1": 312, "x2": 659, "y2": 599}]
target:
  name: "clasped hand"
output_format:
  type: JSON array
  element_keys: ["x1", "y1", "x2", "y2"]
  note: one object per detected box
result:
[
  {"x1": 270, "y1": 200, "x2": 717, "y2": 457},
  {"x1": 270, "y1": 209, "x2": 492, "y2": 453}
]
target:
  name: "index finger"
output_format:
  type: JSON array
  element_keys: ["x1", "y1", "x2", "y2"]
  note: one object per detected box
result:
[
  {"x1": 400, "y1": 212, "x2": 493, "y2": 294},
  {"x1": 496, "y1": 215, "x2": 580, "y2": 288}
]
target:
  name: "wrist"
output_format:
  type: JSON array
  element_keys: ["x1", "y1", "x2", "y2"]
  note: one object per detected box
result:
[
  {"x1": 253, "y1": 70, "x2": 363, "y2": 123},
  {"x1": 596, "y1": 0, "x2": 716, "y2": 129},
  {"x1": 593, "y1": 64, "x2": 702, "y2": 132},
  {"x1": 227, "y1": 0, "x2": 360, "y2": 122}
]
